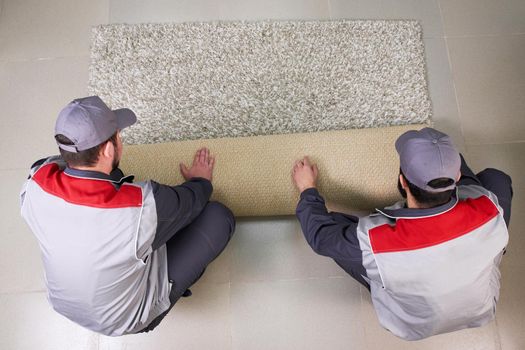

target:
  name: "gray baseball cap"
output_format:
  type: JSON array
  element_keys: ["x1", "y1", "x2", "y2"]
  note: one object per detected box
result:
[
  {"x1": 395, "y1": 127, "x2": 461, "y2": 193},
  {"x1": 55, "y1": 96, "x2": 136, "y2": 153}
]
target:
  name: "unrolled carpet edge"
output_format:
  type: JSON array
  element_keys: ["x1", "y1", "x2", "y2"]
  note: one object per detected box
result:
[{"x1": 121, "y1": 125, "x2": 427, "y2": 216}]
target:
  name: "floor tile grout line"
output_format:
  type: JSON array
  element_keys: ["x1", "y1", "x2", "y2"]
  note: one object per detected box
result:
[
  {"x1": 0, "y1": 54, "x2": 89, "y2": 64},
  {"x1": 0, "y1": 33, "x2": 446, "y2": 63},
  {"x1": 105, "y1": 0, "x2": 112, "y2": 25},
  {"x1": 227, "y1": 247, "x2": 233, "y2": 350},
  {"x1": 421, "y1": 35, "x2": 435, "y2": 130},
  {"x1": 227, "y1": 275, "x2": 349, "y2": 286},
  {"x1": 0, "y1": 167, "x2": 32, "y2": 172},
  {"x1": 2, "y1": 134, "x2": 523, "y2": 175},
  {"x1": 437, "y1": 0, "x2": 466, "y2": 149},
  {"x1": 358, "y1": 286, "x2": 370, "y2": 350},
  {"x1": 465, "y1": 140, "x2": 525, "y2": 146},
  {"x1": 494, "y1": 316, "x2": 503, "y2": 350},
  {"x1": 107, "y1": 0, "x2": 113, "y2": 25},
  {"x1": 444, "y1": 32, "x2": 525, "y2": 39},
  {"x1": 0, "y1": 289, "x2": 46, "y2": 296},
  {"x1": 436, "y1": 3, "x2": 525, "y2": 39},
  {"x1": 228, "y1": 281, "x2": 233, "y2": 350},
  {"x1": 0, "y1": 0, "x2": 4, "y2": 26}
]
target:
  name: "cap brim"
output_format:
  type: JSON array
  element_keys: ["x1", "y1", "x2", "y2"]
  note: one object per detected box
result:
[
  {"x1": 395, "y1": 130, "x2": 419, "y2": 154},
  {"x1": 114, "y1": 108, "x2": 137, "y2": 130}
]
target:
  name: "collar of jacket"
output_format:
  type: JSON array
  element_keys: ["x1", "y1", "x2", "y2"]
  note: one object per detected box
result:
[
  {"x1": 375, "y1": 188, "x2": 459, "y2": 219},
  {"x1": 64, "y1": 167, "x2": 135, "y2": 185}
]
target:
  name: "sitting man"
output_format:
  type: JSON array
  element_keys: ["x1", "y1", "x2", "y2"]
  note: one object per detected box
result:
[
  {"x1": 292, "y1": 127, "x2": 512, "y2": 340},
  {"x1": 20, "y1": 96, "x2": 235, "y2": 336}
]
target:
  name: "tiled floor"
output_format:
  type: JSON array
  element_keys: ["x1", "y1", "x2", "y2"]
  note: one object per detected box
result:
[{"x1": 1, "y1": 0, "x2": 524, "y2": 349}]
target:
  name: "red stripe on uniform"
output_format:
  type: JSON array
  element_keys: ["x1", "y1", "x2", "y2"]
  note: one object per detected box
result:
[
  {"x1": 32, "y1": 163, "x2": 142, "y2": 208},
  {"x1": 369, "y1": 195, "x2": 499, "y2": 253}
]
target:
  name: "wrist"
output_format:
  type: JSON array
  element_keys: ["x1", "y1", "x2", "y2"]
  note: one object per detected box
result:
[
  {"x1": 191, "y1": 176, "x2": 212, "y2": 182},
  {"x1": 299, "y1": 184, "x2": 316, "y2": 193}
]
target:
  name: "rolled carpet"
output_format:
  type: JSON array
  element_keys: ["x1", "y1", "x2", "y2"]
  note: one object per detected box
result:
[{"x1": 121, "y1": 124, "x2": 425, "y2": 216}]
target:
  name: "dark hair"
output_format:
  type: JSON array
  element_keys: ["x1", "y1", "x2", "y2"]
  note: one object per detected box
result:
[
  {"x1": 398, "y1": 169, "x2": 455, "y2": 208},
  {"x1": 55, "y1": 132, "x2": 118, "y2": 168}
]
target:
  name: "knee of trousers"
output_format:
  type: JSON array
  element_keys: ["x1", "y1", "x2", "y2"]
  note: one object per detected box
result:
[
  {"x1": 204, "y1": 201, "x2": 236, "y2": 238},
  {"x1": 478, "y1": 168, "x2": 513, "y2": 187}
]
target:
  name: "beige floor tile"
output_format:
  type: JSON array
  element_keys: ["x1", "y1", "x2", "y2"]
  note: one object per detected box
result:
[
  {"x1": 447, "y1": 35, "x2": 525, "y2": 144},
  {"x1": 439, "y1": 0, "x2": 525, "y2": 37},
  {"x1": 0, "y1": 169, "x2": 46, "y2": 293},
  {"x1": 424, "y1": 37, "x2": 464, "y2": 151},
  {"x1": 217, "y1": 0, "x2": 330, "y2": 21},
  {"x1": 0, "y1": 0, "x2": 108, "y2": 60},
  {"x1": 329, "y1": 0, "x2": 444, "y2": 38},
  {"x1": 109, "y1": 0, "x2": 221, "y2": 23},
  {"x1": 465, "y1": 142, "x2": 525, "y2": 189},
  {"x1": 110, "y1": 0, "x2": 330, "y2": 24},
  {"x1": 98, "y1": 282, "x2": 231, "y2": 350},
  {"x1": 231, "y1": 277, "x2": 365, "y2": 350},
  {"x1": 231, "y1": 217, "x2": 346, "y2": 283},
  {"x1": 360, "y1": 289, "x2": 500, "y2": 350},
  {"x1": 0, "y1": 57, "x2": 90, "y2": 170},
  {"x1": 0, "y1": 292, "x2": 99, "y2": 350},
  {"x1": 496, "y1": 262, "x2": 525, "y2": 350}
]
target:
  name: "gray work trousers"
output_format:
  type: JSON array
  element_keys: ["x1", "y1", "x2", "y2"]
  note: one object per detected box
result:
[
  {"x1": 139, "y1": 201, "x2": 235, "y2": 333},
  {"x1": 458, "y1": 157, "x2": 513, "y2": 227}
]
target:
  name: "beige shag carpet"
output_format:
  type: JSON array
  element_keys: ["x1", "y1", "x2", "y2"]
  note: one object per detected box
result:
[{"x1": 89, "y1": 20, "x2": 431, "y2": 145}]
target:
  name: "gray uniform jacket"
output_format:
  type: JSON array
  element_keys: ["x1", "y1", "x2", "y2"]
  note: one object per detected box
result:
[{"x1": 20, "y1": 156, "x2": 212, "y2": 336}]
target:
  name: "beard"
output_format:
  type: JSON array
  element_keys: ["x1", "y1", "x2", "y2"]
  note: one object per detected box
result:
[
  {"x1": 112, "y1": 153, "x2": 120, "y2": 171},
  {"x1": 397, "y1": 177, "x2": 407, "y2": 199}
]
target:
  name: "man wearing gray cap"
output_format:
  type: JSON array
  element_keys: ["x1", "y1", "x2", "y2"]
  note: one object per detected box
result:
[
  {"x1": 20, "y1": 96, "x2": 235, "y2": 336},
  {"x1": 292, "y1": 127, "x2": 512, "y2": 340}
]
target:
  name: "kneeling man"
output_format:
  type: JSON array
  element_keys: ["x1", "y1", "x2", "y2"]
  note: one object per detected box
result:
[
  {"x1": 292, "y1": 127, "x2": 512, "y2": 340},
  {"x1": 21, "y1": 96, "x2": 235, "y2": 336}
]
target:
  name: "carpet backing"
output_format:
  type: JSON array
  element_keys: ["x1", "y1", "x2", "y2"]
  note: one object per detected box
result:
[
  {"x1": 121, "y1": 124, "x2": 424, "y2": 216},
  {"x1": 90, "y1": 20, "x2": 431, "y2": 144}
]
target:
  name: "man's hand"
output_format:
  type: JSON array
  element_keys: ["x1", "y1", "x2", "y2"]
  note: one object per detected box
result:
[
  {"x1": 292, "y1": 156, "x2": 318, "y2": 193},
  {"x1": 180, "y1": 147, "x2": 215, "y2": 182}
]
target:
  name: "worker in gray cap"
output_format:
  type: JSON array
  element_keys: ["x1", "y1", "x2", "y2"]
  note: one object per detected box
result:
[
  {"x1": 20, "y1": 96, "x2": 235, "y2": 336},
  {"x1": 292, "y1": 127, "x2": 512, "y2": 340}
]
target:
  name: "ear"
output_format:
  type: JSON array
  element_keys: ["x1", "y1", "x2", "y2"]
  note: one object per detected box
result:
[
  {"x1": 456, "y1": 171, "x2": 462, "y2": 182},
  {"x1": 101, "y1": 141, "x2": 114, "y2": 159},
  {"x1": 399, "y1": 174, "x2": 408, "y2": 189}
]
